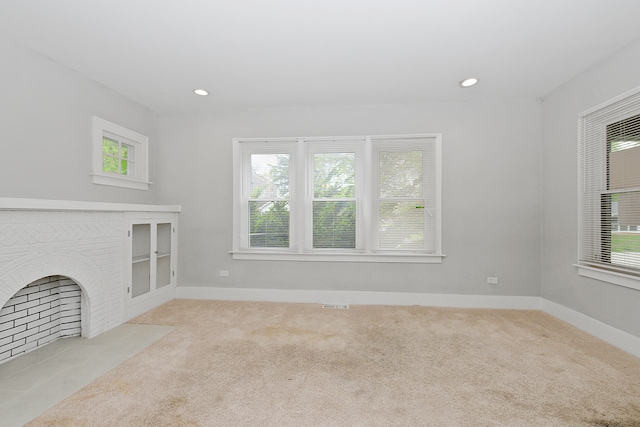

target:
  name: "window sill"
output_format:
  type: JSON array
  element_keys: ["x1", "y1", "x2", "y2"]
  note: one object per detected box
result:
[
  {"x1": 91, "y1": 173, "x2": 151, "y2": 191},
  {"x1": 575, "y1": 264, "x2": 640, "y2": 291},
  {"x1": 231, "y1": 251, "x2": 445, "y2": 263}
]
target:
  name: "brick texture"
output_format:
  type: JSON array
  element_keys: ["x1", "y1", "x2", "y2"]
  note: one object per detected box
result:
[
  {"x1": 0, "y1": 210, "x2": 125, "y2": 340},
  {"x1": 0, "y1": 276, "x2": 81, "y2": 363}
]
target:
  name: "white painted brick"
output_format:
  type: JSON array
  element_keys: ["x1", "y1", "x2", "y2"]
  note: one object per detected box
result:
[
  {"x1": 50, "y1": 299, "x2": 60, "y2": 309},
  {"x1": 27, "y1": 289, "x2": 53, "y2": 301},
  {"x1": 15, "y1": 286, "x2": 42, "y2": 297},
  {"x1": 0, "y1": 321, "x2": 14, "y2": 332},
  {"x1": 28, "y1": 316, "x2": 54, "y2": 330},
  {"x1": 3, "y1": 337, "x2": 26, "y2": 351},
  {"x1": 14, "y1": 327, "x2": 39, "y2": 341},
  {"x1": 0, "y1": 335, "x2": 13, "y2": 347},
  {"x1": 0, "y1": 208, "x2": 148, "y2": 346},
  {"x1": 40, "y1": 294, "x2": 60, "y2": 305},
  {"x1": 37, "y1": 333, "x2": 60, "y2": 346},
  {"x1": 14, "y1": 312, "x2": 39, "y2": 327},
  {"x1": 38, "y1": 307, "x2": 60, "y2": 318},
  {"x1": 39, "y1": 281, "x2": 60, "y2": 292},
  {"x1": 0, "y1": 323, "x2": 26, "y2": 340},
  {"x1": 4, "y1": 309, "x2": 30, "y2": 324},
  {"x1": 25, "y1": 329, "x2": 54, "y2": 344},
  {"x1": 61, "y1": 314, "x2": 81, "y2": 324},
  {"x1": 60, "y1": 289, "x2": 81, "y2": 298},
  {"x1": 0, "y1": 305, "x2": 15, "y2": 317},
  {"x1": 61, "y1": 327, "x2": 81, "y2": 336},
  {"x1": 3, "y1": 295, "x2": 27, "y2": 307},
  {"x1": 28, "y1": 303, "x2": 52, "y2": 316},
  {"x1": 14, "y1": 299, "x2": 39, "y2": 312},
  {"x1": 50, "y1": 311, "x2": 60, "y2": 322},
  {"x1": 11, "y1": 340, "x2": 38, "y2": 356},
  {"x1": 61, "y1": 308, "x2": 81, "y2": 316},
  {"x1": 30, "y1": 277, "x2": 55, "y2": 287},
  {"x1": 60, "y1": 307, "x2": 82, "y2": 317},
  {"x1": 0, "y1": 349, "x2": 11, "y2": 362}
]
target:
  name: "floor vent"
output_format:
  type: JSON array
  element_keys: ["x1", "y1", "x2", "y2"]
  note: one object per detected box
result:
[{"x1": 322, "y1": 304, "x2": 349, "y2": 309}]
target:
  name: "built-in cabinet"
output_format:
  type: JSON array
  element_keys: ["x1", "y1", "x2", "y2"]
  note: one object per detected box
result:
[{"x1": 126, "y1": 212, "x2": 178, "y2": 320}]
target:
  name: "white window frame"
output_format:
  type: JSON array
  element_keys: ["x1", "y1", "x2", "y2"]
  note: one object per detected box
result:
[
  {"x1": 372, "y1": 137, "x2": 438, "y2": 254},
  {"x1": 232, "y1": 134, "x2": 443, "y2": 263},
  {"x1": 91, "y1": 116, "x2": 151, "y2": 190},
  {"x1": 576, "y1": 85, "x2": 640, "y2": 291},
  {"x1": 239, "y1": 141, "x2": 298, "y2": 252},
  {"x1": 305, "y1": 139, "x2": 366, "y2": 252}
]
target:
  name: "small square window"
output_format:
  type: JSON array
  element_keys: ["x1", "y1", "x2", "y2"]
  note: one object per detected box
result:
[{"x1": 92, "y1": 117, "x2": 150, "y2": 190}]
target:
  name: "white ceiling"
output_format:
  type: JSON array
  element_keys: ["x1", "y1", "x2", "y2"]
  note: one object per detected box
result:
[{"x1": 2, "y1": 0, "x2": 640, "y2": 113}]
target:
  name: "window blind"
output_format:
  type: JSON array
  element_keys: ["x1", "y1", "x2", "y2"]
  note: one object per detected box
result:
[
  {"x1": 579, "y1": 89, "x2": 640, "y2": 275},
  {"x1": 249, "y1": 153, "x2": 290, "y2": 248},
  {"x1": 233, "y1": 134, "x2": 442, "y2": 262},
  {"x1": 305, "y1": 139, "x2": 364, "y2": 250},
  {"x1": 372, "y1": 137, "x2": 438, "y2": 253}
]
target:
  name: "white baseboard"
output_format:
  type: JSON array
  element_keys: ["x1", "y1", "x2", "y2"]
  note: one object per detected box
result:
[
  {"x1": 175, "y1": 286, "x2": 541, "y2": 309},
  {"x1": 541, "y1": 299, "x2": 640, "y2": 358},
  {"x1": 125, "y1": 285, "x2": 175, "y2": 322},
  {"x1": 174, "y1": 286, "x2": 640, "y2": 358}
]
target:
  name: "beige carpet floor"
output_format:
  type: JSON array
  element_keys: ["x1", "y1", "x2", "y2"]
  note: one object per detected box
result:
[{"x1": 27, "y1": 300, "x2": 640, "y2": 426}]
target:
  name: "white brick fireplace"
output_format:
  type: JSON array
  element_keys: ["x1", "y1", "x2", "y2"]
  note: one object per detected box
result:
[{"x1": 0, "y1": 197, "x2": 180, "y2": 362}]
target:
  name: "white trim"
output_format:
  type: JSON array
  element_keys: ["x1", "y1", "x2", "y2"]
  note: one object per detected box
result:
[
  {"x1": 579, "y1": 84, "x2": 640, "y2": 117},
  {"x1": 230, "y1": 251, "x2": 445, "y2": 263},
  {"x1": 176, "y1": 286, "x2": 540, "y2": 309},
  {"x1": 91, "y1": 173, "x2": 152, "y2": 191},
  {"x1": 575, "y1": 264, "x2": 640, "y2": 291},
  {"x1": 542, "y1": 299, "x2": 640, "y2": 358},
  {"x1": 233, "y1": 133, "x2": 442, "y2": 261},
  {"x1": 0, "y1": 197, "x2": 181, "y2": 212},
  {"x1": 174, "y1": 287, "x2": 640, "y2": 358},
  {"x1": 125, "y1": 276, "x2": 176, "y2": 321},
  {"x1": 92, "y1": 116, "x2": 150, "y2": 190}
]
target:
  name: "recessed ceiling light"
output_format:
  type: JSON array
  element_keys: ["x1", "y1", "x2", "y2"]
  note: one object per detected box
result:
[
  {"x1": 459, "y1": 78, "x2": 479, "y2": 88},
  {"x1": 193, "y1": 89, "x2": 209, "y2": 96}
]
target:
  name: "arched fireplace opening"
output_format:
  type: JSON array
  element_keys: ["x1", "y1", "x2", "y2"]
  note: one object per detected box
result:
[{"x1": 0, "y1": 275, "x2": 82, "y2": 364}]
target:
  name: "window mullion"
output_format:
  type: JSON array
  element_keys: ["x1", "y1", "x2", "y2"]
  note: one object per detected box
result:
[
  {"x1": 296, "y1": 138, "x2": 306, "y2": 254},
  {"x1": 362, "y1": 137, "x2": 372, "y2": 254},
  {"x1": 117, "y1": 141, "x2": 124, "y2": 175}
]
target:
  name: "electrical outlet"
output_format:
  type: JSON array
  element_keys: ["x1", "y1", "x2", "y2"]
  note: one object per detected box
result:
[
  {"x1": 220, "y1": 270, "x2": 229, "y2": 277},
  {"x1": 487, "y1": 277, "x2": 498, "y2": 284}
]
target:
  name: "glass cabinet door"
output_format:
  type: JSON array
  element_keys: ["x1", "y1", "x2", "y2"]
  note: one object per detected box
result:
[
  {"x1": 131, "y1": 224, "x2": 151, "y2": 298},
  {"x1": 156, "y1": 223, "x2": 172, "y2": 289}
]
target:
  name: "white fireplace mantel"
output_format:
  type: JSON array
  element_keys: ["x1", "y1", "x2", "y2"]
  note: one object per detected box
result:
[
  {"x1": 0, "y1": 197, "x2": 180, "y2": 213},
  {"x1": 0, "y1": 197, "x2": 181, "y2": 341}
]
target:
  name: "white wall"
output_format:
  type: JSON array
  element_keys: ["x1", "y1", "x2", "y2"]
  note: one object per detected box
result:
[
  {"x1": 0, "y1": 35, "x2": 157, "y2": 204},
  {"x1": 157, "y1": 99, "x2": 542, "y2": 296},
  {"x1": 6, "y1": 19, "x2": 638, "y2": 341},
  {"x1": 541, "y1": 39, "x2": 640, "y2": 337}
]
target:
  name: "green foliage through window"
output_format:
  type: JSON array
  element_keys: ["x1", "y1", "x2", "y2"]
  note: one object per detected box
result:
[
  {"x1": 249, "y1": 154, "x2": 290, "y2": 248},
  {"x1": 312, "y1": 152, "x2": 356, "y2": 248},
  {"x1": 102, "y1": 137, "x2": 134, "y2": 176},
  {"x1": 249, "y1": 201, "x2": 290, "y2": 247},
  {"x1": 236, "y1": 135, "x2": 441, "y2": 258}
]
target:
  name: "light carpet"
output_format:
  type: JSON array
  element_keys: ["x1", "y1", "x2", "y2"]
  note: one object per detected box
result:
[{"x1": 27, "y1": 299, "x2": 640, "y2": 426}]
